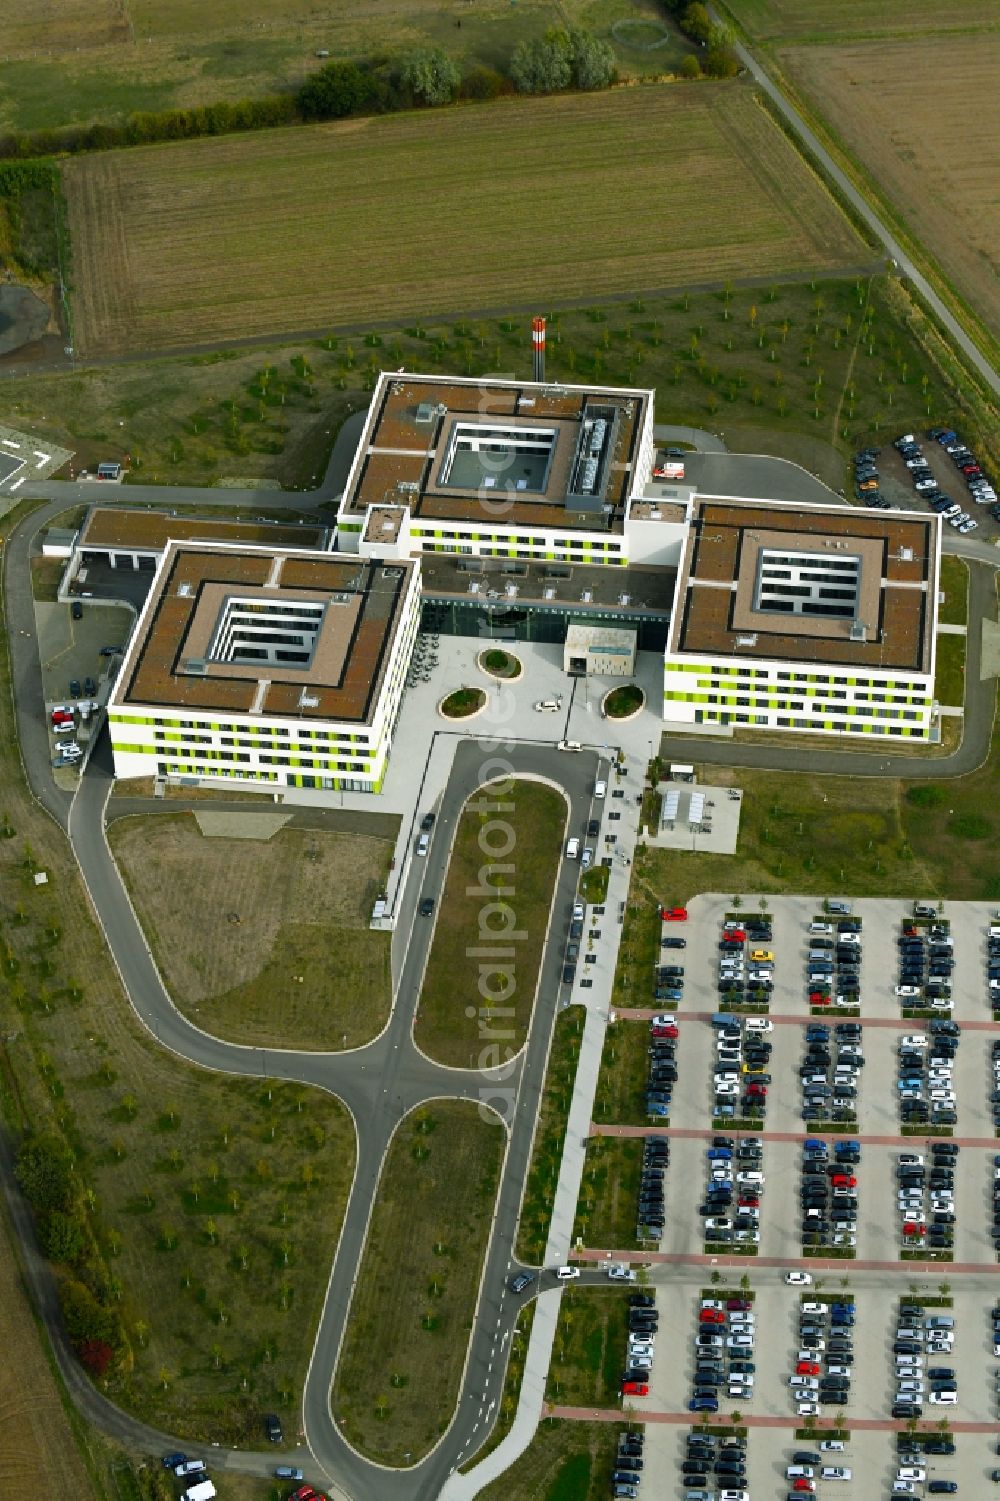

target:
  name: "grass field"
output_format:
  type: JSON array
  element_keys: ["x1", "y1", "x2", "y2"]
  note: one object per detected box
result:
[
  {"x1": 592, "y1": 1021, "x2": 652, "y2": 1129},
  {"x1": 776, "y1": 35, "x2": 1000, "y2": 345},
  {"x1": 415, "y1": 780, "x2": 565, "y2": 1068},
  {"x1": 0, "y1": 508, "x2": 356, "y2": 1439},
  {"x1": 546, "y1": 1287, "x2": 630, "y2": 1406},
  {"x1": 934, "y1": 633, "x2": 966, "y2": 708},
  {"x1": 728, "y1": 0, "x2": 996, "y2": 42},
  {"x1": 574, "y1": 1136, "x2": 645, "y2": 1250},
  {"x1": 477, "y1": 1418, "x2": 620, "y2": 1501},
  {"x1": 0, "y1": 1202, "x2": 98, "y2": 1501},
  {"x1": 0, "y1": 0, "x2": 693, "y2": 133},
  {"x1": 332, "y1": 1101, "x2": 506, "y2": 1465},
  {"x1": 109, "y1": 812, "x2": 394, "y2": 1050},
  {"x1": 61, "y1": 84, "x2": 865, "y2": 356},
  {"x1": 938, "y1": 556, "x2": 968, "y2": 625},
  {"x1": 516, "y1": 1007, "x2": 586, "y2": 1265}
]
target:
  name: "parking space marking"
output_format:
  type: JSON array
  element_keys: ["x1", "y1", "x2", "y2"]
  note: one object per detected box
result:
[
  {"x1": 617, "y1": 1008, "x2": 1000, "y2": 1032},
  {"x1": 591, "y1": 1124, "x2": 1000, "y2": 1149},
  {"x1": 548, "y1": 1403, "x2": 1000, "y2": 1430}
]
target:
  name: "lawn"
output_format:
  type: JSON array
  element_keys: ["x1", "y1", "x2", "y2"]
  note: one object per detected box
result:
[
  {"x1": 546, "y1": 1287, "x2": 631, "y2": 1405},
  {"x1": 108, "y1": 812, "x2": 395, "y2": 1050},
  {"x1": 938, "y1": 556, "x2": 968, "y2": 625},
  {"x1": 592, "y1": 1021, "x2": 653, "y2": 1129},
  {"x1": 573, "y1": 1136, "x2": 645, "y2": 1251},
  {"x1": 775, "y1": 34, "x2": 1000, "y2": 347},
  {"x1": 30, "y1": 555, "x2": 65, "y2": 602},
  {"x1": 1, "y1": 0, "x2": 693, "y2": 132},
  {"x1": 933, "y1": 633, "x2": 966, "y2": 709},
  {"x1": 61, "y1": 84, "x2": 864, "y2": 356},
  {"x1": 901, "y1": 714, "x2": 1000, "y2": 901},
  {"x1": 477, "y1": 1419, "x2": 620, "y2": 1501},
  {"x1": 0, "y1": 525, "x2": 356, "y2": 1443},
  {"x1": 0, "y1": 274, "x2": 974, "y2": 492},
  {"x1": 415, "y1": 780, "x2": 565, "y2": 1068},
  {"x1": 0, "y1": 1201, "x2": 98, "y2": 1501},
  {"x1": 638, "y1": 762, "x2": 941, "y2": 904},
  {"x1": 516, "y1": 1006, "x2": 586, "y2": 1265},
  {"x1": 332, "y1": 1101, "x2": 506, "y2": 1465}
]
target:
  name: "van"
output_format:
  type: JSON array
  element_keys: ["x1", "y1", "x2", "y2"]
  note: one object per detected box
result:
[
  {"x1": 712, "y1": 1013, "x2": 741, "y2": 1029},
  {"x1": 416, "y1": 832, "x2": 430, "y2": 857},
  {"x1": 750, "y1": 949, "x2": 774, "y2": 962},
  {"x1": 925, "y1": 1316, "x2": 955, "y2": 1330},
  {"x1": 745, "y1": 1018, "x2": 772, "y2": 1033},
  {"x1": 183, "y1": 1485, "x2": 216, "y2": 1501},
  {"x1": 566, "y1": 837, "x2": 581, "y2": 860},
  {"x1": 53, "y1": 721, "x2": 76, "y2": 736},
  {"x1": 810, "y1": 921, "x2": 833, "y2": 934},
  {"x1": 557, "y1": 740, "x2": 582, "y2": 752},
  {"x1": 914, "y1": 903, "x2": 937, "y2": 918},
  {"x1": 594, "y1": 779, "x2": 607, "y2": 799},
  {"x1": 826, "y1": 900, "x2": 851, "y2": 915}
]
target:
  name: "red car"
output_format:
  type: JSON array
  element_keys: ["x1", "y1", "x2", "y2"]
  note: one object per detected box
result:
[
  {"x1": 699, "y1": 1308, "x2": 725, "y2": 1323},
  {"x1": 290, "y1": 1490, "x2": 317, "y2": 1501},
  {"x1": 796, "y1": 1360, "x2": 820, "y2": 1375},
  {"x1": 831, "y1": 1173, "x2": 856, "y2": 1188},
  {"x1": 725, "y1": 930, "x2": 746, "y2": 942},
  {"x1": 902, "y1": 1222, "x2": 925, "y2": 1236},
  {"x1": 902, "y1": 925, "x2": 919, "y2": 936},
  {"x1": 809, "y1": 993, "x2": 831, "y2": 1006},
  {"x1": 792, "y1": 1483, "x2": 815, "y2": 1495},
  {"x1": 738, "y1": 1194, "x2": 759, "y2": 1208},
  {"x1": 622, "y1": 1379, "x2": 648, "y2": 1396},
  {"x1": 661, "y1": 907, "x2": 688, "y2": 921},
  {"x1": 651, "y1": 1023, "x2": 678, "y2": 1039},
  {"x1": 51, "y1": 710, "x2": 73, "y2": 724}
]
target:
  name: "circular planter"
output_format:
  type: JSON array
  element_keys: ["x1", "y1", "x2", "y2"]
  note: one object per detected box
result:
[
  {"x1": 601, "y1": 683, "x2": 646, "y2": 722},
  {"x1": 477, "y1": 648, "x2": 523, "y2": 681},
  {"x1": 438, "y1": 687, "x2": 488, "y2": 721}
]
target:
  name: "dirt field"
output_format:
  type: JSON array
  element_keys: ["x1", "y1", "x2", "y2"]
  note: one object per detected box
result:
[
  {"x1": 778, "y1": 34, "x2": 1000, "y2": 344},
  {"x1": 62, "y1": 84, "x2": 864, "y2": 357},
  {"x1": 0, "y1": 1206, "x2": 97, "y2": 1501},
  {"x1": 1, "y1": 0, "x2": 689, "y2": 133},
  {"x1": 109, "y1": 812, "x2": 394, "y2": 1049},
  {"x1": 730, "y1": 0, "x2": 995, "y2": 41}
]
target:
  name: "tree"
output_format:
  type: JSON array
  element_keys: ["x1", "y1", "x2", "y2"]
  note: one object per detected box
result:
[
  {"x1": 297, "y1": 61, "x2": 377, "y2": 121},
  {"x1": 679, "y1": 54, "x2": 701, "y2": 79},
  {"x1": 682, "y1": 3, "x2": 713, "y2": 43},
  {"x1": 40, "y1": 1209, "x2": 85, "y2": 1264},
  {"x1": 568, "y1": 29, "x2": 616, "y2": 91},
  {"x1": 399, "y1": 48, "x2": 461, "y2": 106},
  {"x1": 510, "y1": 30, "x2": 573, "y2": 94},
  {"x1": 16, "y1": 1135, "x2": 75, "y2": 1213}
]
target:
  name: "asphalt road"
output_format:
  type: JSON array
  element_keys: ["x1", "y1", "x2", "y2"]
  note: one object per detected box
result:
[{"x1": 718, "y1": 14, "x2": 1000, "y2": 399}]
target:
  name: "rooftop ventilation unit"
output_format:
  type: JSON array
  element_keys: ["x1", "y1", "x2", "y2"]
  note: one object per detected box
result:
[
  {"x1": 899, "y1": 546, "x2": 914, "y2": 561},
  {"x1": 177, "y1": 582, "x2": 193, "y2": 597},
  {"x1": 543, "y1": 586, "x2": 556, "y2": 600},
  {"x1": 397, "y1": 480, "x2": 419, "y2": 494},
  {"x1": 735, "y1": 634, "x2": 758, "y2": 648},
  {"x1": 849, "y1": 620, "x2": 867, "y2": 642},
  {"x1": 415, "y1": 402, "x2": 435, "y2": 424},
  {"x1": 505, "y1": 583, "x2": 518, "y2": 598},
  {"x1": 182, "y1": 658, "x2": 206, "y2": 675},
  {"x1": 469, "y1": 581, "x2": 481, "y2": 594},
  {"x1": 331, "y1": 592, "x2": 353, "y2": 604},
  {"x1": 619, "y1": 594, "x2": 631, "y2": 607},
  {"x1": 298, "y1": 690, "x2": 320, "y2": 710},
  {"x1": 380, "y1": 568, "x2": 401, "y2": 580},
  {"x1": 581, "y1": 589, "x2": 593, "y2": 603},
  {"x1": 458, "y1": 559, "x2": 484, "y2": 574}
]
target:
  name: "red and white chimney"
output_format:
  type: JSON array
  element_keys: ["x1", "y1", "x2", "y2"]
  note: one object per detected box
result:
[{"x1": 532, "y1": 316, "x2": 546, "y2": 383}]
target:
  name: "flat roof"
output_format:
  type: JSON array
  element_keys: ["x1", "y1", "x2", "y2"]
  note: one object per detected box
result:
[
  {"x1": 79, "y1": 507, "x2": 328, "y2": 553},
  {"x1": 420, "y1": 554, "x2": 674, "y2": 618},
  {"x1": 116, "y1": 543, "x2": 414, "y2": 724},
  {"x1": 670, "y1": 498, "x2": 937, "y2": 674},
  {"x1": 341, "y1": 372, "x2": 652, "y2": 536}
]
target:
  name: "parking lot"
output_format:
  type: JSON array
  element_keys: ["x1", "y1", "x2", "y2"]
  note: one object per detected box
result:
[{"x1": 591, "y1": 891, "x2": 1000, "y2": 1501}]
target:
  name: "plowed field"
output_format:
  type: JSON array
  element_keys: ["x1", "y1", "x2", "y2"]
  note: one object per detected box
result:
[{"x1": 62, "y1": 85, "x2": 864, "y2": 356}]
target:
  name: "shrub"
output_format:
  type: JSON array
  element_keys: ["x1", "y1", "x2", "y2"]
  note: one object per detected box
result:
[
  {"x1": 40, "y1": 1209, "x2": 86, "y2": 1265},
  {"x1": 680, "y1": 54, "x2": 702, "y2": 79},
  {"x1": 58, "y1": 1276, "x2": 121, "y2": 1348},
  {"x1": 78, "y1": 1339, "x2": 115, "y2": 1379},
  {"x1": 704, "y1": 43, "x2": 740, "y2": 78},
  {"x1": 906, "y1": 784, "x2": 946, "y2": 808},
  {"x1": 947, "y1": 813, "x2": 990, "y2": 840},
  {"x1": 16, "y1": 1134, "x2": 75, "y2": 1213},
  {"x1": 398, "y1": 47, "x2": 461, "y2": 106},
  {"x1": 682, "y1": 3, "x2": 714, "y2": 44},
  {"x1": 460, "y1": 65, "x2": 509, "y2": 100}
]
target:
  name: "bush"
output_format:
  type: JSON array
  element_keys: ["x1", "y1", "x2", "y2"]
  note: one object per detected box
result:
[
  {"x1": 398, "y1": 47, "x2": 461, "y2": 106},
  {"x1": 510, "y1": 30, "x2": 574, "y2": 94},
  {"x1": 947, "y1": 812, "x2": 991, "y2": 840},
  {"x1": 58, "y1": 1276, "x2": 121, "y2": 1348},
  {"x1": 906, "y1": 784, "x2": 946, "y2": 808},
  {"x1": 704, "y1": 36, "x2": 740, "y2": 77},
  {"x1": 460, "y1": 65, "x2": 509, "y2": 100},
  {"x1": 570, "y1": 30, "x2": 617, "y2": 91},
  {"x1": 297, "y1": 61, "x2": 378, "y2": 121},
  {"x1": 39, "y1": 1209, "x2": 86, "y2": 1265},
  {"x1": 679, "y1": 54, "x2": 702, "y2": 79},
  {"x1": 16, "y1": 1134, "x2": 75, "y2": 1213}
]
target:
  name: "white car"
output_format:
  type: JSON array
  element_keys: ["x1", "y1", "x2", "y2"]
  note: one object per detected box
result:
[
  {"x1": 797, "y1": 1401, "x2": 818, "y2": 1416},
  {"x1": 554, "y1": 1265, "x2": 579, "y2": 1280},
  {"x1": 826, "y1": 1364, "x2": 852, "y2": 1377},
  {"x1": 896, "y1": 1379, "x2": 925, "y2": 1394},
  {"x1": 929, "y1": 1390, "x2": 957, "y2": 1404},
  {"x1": 175, "y1": 1462, "x2": 207, "y2": 1478},
  {"x1": 785, "y1": 1271, "x2": 812, "y2": 1285},
  {"x1": 897, "y1": 1469, "x2": 926, "y2": 1483},
  {"x1": 789, "y1": 1375, "x2": 820, "y2": 1388},
  {"x1": 958, "y1": 517, "x2": 978, "y2": 532},
  {"x1": 607, "y1": 1264, "x2": 636, "y2": 1282},
  {"x1": 533, "y1": 700, "x2": 560, "y2": 712},
  {"x1": 892, "y1": 1485, "x2": 917, "y2": 1497},
  {"x1": 728, "y1": 1334, "x2": 754, "y2": 1348},
  {"x1": 895, "y1": 985, "x2": 921, "y2": 997},
  {"x1": 821, "y1": 1469, "x2": 851, "y2": 1482},
  {"x1": 819, "y1": 1440, "x2": 845, "y2": 1452}
]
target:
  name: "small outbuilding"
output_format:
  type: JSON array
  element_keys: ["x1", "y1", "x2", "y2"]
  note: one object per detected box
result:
[{"x1": 563, "y1": 623, "x2": 636, "y2": 678}]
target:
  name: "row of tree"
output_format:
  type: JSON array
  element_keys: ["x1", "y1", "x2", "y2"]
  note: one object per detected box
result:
[
  {"x1": 15, "y1": 1133, "x2": 124, "y2": 1378},
  {"x1": 0, "y1": 18, "x2": 738, "y2": 162}
]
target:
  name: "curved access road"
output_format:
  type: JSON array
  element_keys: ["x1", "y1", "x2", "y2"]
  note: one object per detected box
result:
[{"x1": 715, "y1": 11, "x2": 1000, "y2": 398}]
